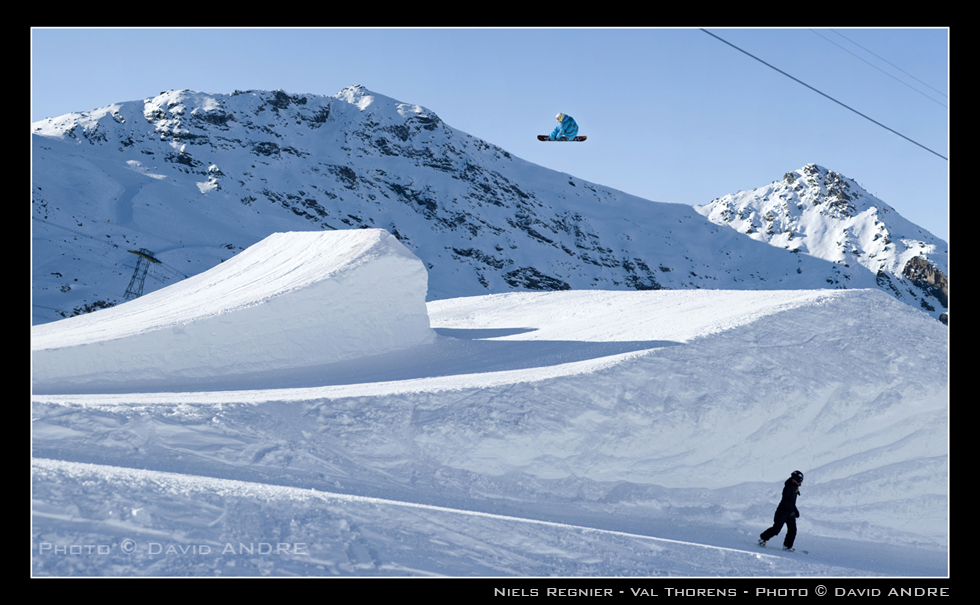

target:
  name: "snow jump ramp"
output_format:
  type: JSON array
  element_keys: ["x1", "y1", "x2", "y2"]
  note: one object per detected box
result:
[{"x1": 32, "y1": 229, "x2": 436, "y2": 393}]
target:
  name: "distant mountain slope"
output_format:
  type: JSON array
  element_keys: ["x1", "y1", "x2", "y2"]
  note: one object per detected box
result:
[
  {"x1": 31, "y1": 87, "x2": 943, "y2": 324},
  {"x1": 695, "y1": 164, "x2": 948, "y2": 321}
]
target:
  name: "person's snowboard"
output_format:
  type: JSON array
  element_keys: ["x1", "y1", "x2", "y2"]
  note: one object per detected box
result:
[
  {"x1": 753, "y1": 540, "x2": 808, "y2": 554},
  {"x1": 538, "y1": 135, "x2": 587, "y2": 142}
]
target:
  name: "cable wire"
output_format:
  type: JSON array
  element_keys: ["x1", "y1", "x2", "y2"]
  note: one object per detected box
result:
[
  {"x1": 830, "y1": 29, "x2": 947, "y2": 99},
  {"x1": 700, "y1": 29, "x2": 948, "y2": 161},
  {"x1": 810, "y1": 29, "x2": 947, "y2": 109}
]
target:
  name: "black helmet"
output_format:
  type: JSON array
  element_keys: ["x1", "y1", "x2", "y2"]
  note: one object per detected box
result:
[{"x1": 791, "y1": 470, "x2": 804, "y2": 484}]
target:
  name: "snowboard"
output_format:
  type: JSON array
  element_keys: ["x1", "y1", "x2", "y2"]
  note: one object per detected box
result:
[
  {"x1": 753, "y1": 541, "x2": 808, "y2": 555},
  {"x1": 538, "y1": 135, "x2": 587, "y2": 142}
]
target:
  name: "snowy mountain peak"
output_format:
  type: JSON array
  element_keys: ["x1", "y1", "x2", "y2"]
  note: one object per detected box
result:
[
  {"x1": 695, "y1": 164, "x2": 948, "y2": 320},
  {"x1": 32, "y1": 88, "x2": 947, "y2": 326},
  {"x1": 336, "y1": 83, "x2": 375, "y2": 107},
  {"x1": 335, "y1": 84, "x2": 433, "y2": 119}
]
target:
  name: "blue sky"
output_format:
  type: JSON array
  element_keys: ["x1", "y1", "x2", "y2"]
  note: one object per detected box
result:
[{"x1": 31, "y1": 27, "x2": 949, "y2": 242}]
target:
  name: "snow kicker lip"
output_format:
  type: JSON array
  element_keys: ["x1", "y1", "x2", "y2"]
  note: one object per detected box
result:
[{"x1": 31, "y1": 230, "x2": 436, "y2": 393}]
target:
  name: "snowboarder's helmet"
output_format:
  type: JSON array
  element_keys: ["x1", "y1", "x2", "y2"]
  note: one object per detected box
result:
[
  {"x1": 556, "y1": 113, "x2": 565, "y2": 122},
  {"x1": 791, "y1": 470, "x2": 804, "y2": 484}
]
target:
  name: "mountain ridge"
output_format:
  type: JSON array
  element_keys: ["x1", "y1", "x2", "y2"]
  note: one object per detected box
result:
[
  {"x1": 695, "y1": 162, "x2": 948, "y2": 320},
  {"x1": 31, "y1": 86, "x2": 947, "y2": 324}
]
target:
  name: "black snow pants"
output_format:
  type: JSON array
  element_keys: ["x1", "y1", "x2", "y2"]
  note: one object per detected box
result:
[{"x1": 760, "y1": 508, "x2": 797, "y2": 548}]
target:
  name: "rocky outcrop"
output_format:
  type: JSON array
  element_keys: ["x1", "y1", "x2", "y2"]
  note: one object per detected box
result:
[{"x1": 903, "y1": 256, "x2": 949, "y2": 310}]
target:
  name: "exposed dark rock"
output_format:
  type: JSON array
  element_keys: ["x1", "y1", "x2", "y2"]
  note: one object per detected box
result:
[
  {"x1": 503, "y1": 267, "x2": 571, "y2": 291},
  {"x1": 903, "y1": 256, "x2": 949, "y2": 308}
]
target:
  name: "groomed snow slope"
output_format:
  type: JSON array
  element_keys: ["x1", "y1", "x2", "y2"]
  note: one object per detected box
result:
[
  {"x1": 31, "y1": 229, "x2": 435, "y2": 393},
  {"x1": 32, "y1": 271, "x2": 947, "y2": 576}
]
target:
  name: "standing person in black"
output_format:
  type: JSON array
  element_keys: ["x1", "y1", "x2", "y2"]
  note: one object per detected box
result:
[{"x1": 759, "y1": 470, "x2": 804, "y2": 551}]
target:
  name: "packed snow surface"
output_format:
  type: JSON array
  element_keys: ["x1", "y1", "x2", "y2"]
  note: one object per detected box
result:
[
  {"x1": 32, "y1": 231, "x2": 948, "y2": 577},
  {"x1": 32, "y1": 229, "x2": 434, "y2": 393}
]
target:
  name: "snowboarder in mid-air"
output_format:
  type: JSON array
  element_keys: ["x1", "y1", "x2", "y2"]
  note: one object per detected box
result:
[
  {"x1": 538, "y1": 113, "x2": 586, "y2": 142},
  {"x1": 550, "y1": 113, "x2": 578, "y2": 141},
  {"x1": 759, "y1": 470, "x2": 804, "y2": 551}
]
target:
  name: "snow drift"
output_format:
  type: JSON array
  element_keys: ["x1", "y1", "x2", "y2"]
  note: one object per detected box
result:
[
  {"x1": 32, "y1": 283, "x2": 948, "y2": 576},
  {"x1": 31, "y1": 229, "x2": 435, "y2": 393}
]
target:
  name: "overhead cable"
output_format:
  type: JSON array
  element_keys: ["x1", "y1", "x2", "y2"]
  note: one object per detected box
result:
[
  {"x1": 810, "y1": 29, "x2": 946, "y2": 109},
  {"x1": 700, "y1": 29, "x2": 948, "y2": 161},
  {"x1": 830, "y1": 29, "x2": 947, "y2": 100}
]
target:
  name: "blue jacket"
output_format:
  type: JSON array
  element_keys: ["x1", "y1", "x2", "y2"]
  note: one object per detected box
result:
[{"x1": 550, "y1": 114, "x2": 579, "y2": 140}]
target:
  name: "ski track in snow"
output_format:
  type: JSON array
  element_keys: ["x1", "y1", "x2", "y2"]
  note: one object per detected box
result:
[{"x1": 31, "y1": 457, "x2": 887, "y2": 578}]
